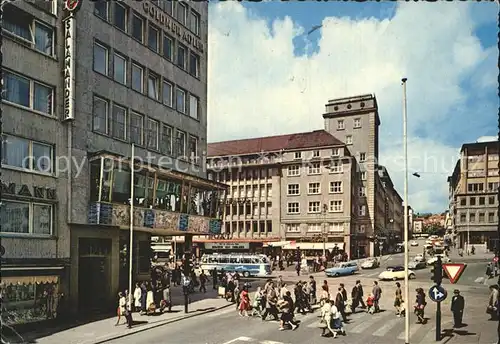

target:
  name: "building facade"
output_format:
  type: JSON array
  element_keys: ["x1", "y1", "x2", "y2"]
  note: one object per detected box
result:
[
  {"x1": 207, "y1": 95, "x2": 404, "y2": 258},
  {"x1": 1, "y1": 0, "x2": 224, "y2": 325},
  {"x1": 448, "y1": 140, "x2": 499, "y2": 251}
]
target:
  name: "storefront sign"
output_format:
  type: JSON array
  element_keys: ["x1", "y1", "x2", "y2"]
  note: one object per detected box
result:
[
  {"x1": 1, "y1": 182, "x2": 56, "y2": 200},
  {"x1": 205, "y1": 242, "x2": 250, "y2": 250},
  {"x1": 62, "y1": 14, "x2": 76, "y2": 120},
  {"x1": 143, "y1": 2, "x2": 204, "y2": 54}
]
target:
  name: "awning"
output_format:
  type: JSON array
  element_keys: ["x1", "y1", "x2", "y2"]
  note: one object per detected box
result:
[
  {"x1": 0, "y1": 275, "x2": 59, "y2": 286},
  {"x1": 263, "y1": 241, "x2": 294, "y2": 248},
  {"x1": 282, "y1": 242, "x2": 345, "y2": 250}
]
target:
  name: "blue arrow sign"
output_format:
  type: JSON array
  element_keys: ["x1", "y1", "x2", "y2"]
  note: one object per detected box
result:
[{"x1": 428, "y1": 285, "x2": 447, "y2": 302}]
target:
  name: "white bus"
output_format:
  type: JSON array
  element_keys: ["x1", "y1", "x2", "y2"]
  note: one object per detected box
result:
[{"x1": 200, "y1": 253, "x2": 272, "y2": 277}]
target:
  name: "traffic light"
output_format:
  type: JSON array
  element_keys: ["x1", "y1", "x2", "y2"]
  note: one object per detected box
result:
[
  {"x1": 430, "y1": 257, "x2": 443, "y2": 285},
  {"x1": 295, "y1": 248, "x2": 301, "y2": 262}
]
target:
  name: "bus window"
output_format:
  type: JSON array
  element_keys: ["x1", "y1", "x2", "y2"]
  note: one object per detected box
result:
[
  {"x1": 251, "y1": 258, "x2": 259, "y2": 264},
  {"x1": 260, "y1": 257, "x2": 268, "y2": 263},
  {"x1": 229, "y1": 257, "x2": 240, "y2": 263},
  {"x1": 208, "y1": 257, "x2": 217, "y2": 263},
  {"x1": 201, "y1": 257, "x2": 207, "y2": 263},
  {"x1": 242, "y1": 258, "x2": 252, "y2": 264},
  {"x1": 219, "y1": 257, "x2": 229, "y2": 264}
]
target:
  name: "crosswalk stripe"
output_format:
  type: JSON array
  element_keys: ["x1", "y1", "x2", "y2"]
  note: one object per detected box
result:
[
  {"x1": 207, "y1": 307, "x2": 237, "y2": 317},
  {"x1": 259, "y1": 341, "x2": 289, "y2": 344},
  {"x1": 349, "y1": 313, "x2": 379, "y2": 333},
  {"x1": 418, "y1": 318, "x2": 453, "y2": 343},
  {"x1": 372, "y1": 317, "x2": 402, "y2": 336},
  {"x1": 220, "y1": 337, "x2": 253, "y2": 344},
  {"x1": 397, "y1": 321, "x2": 422, "y2": 340}
]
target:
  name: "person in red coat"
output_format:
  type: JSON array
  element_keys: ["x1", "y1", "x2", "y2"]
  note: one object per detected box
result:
[{"x1": 239, "y1": 286, "x2": 250, "y2": 316}]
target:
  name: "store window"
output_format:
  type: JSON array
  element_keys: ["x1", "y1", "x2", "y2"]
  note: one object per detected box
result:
[{"x1": 1, "y1": 200, "x2": 53, "y2": 235}]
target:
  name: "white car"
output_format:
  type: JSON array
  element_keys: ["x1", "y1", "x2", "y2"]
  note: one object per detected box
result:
[
  {"x1": 378, "y1": 266, "x2": 416, "y2": 281},
  {"x1": 361, "y1": 258, "x2": 380, "y2": 269},
  {"x1": 414, "y1": 254, "x2": 425, "y2": 262},
  {"x1": 426, "y1": 255, "x2": 451, "y2": 265},
  {"x1": 410, "y1": 241, "x2": 419, "y2": 247}
]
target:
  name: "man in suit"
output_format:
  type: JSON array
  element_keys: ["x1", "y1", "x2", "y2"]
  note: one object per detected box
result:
[{"x1": 451, "y1": 289, "x2": 465, "y2": 328}]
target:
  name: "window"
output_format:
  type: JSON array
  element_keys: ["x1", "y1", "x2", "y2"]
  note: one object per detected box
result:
[
  {"x1": 460, "y1": 213, "x2": 466, "y2": 223},
  {"x1": 488, "y1": 182, "x2": 499, "y2": 191},
  {"x1": 94, "y1": 1, "x2": 109, "y2": 20},
  {"x1": 479, "y1": 212, "x2": 485, "y2": 222},
  {"x1": 177, "y1": 3, "x2": 187, "y2": 25},
  {"x1": 332, "y1": 148, "x2": 340, "y2": 157},
  {"x1": 177, "y1": 44, "x2": 187, "y2": 69},
  {"x1": 287, "y1": 165, "x2": 300, "y2": 176},
  {"x1": 148, "y1": 24, "x2": 159, "y2": 52},
  {"x1": 294, "y1": 152, "x2": 302, "y2": 160},
  {"x1": 190, "y1": 10, "x2": 200, "y2": 35},
  {"x1": 354, "y1": 118, "x2": 361, "y2": 128},
  {"x1": 329, "y1": 181, "x2": 342, "y2": 193},
  {"x1": 189, "y1": 53, "x2": 200, "y2": 77},
  {"x1": 358, "y1": 186, "x2": 366, "y2": 197},
  {"x1": 131, "y1": 64, "x2": 143, "y2": 92},
  {"x1": 111, "y1": 105, "x2": 127, "y2": 141},
  {"x1": 469, "y1": 213, "x2": 475, "y2": 222},
  {"x1": 460, "y1": 198, "x2": 466, "y2": 206},
  {"x1": 307, "y1": 224, "x2": 322, "y2": 232},
  {"x1": 337, "y1": 120, "x2": 344, "y2": 130},
  {"x1": 113, "y1": 53, "x2": 127, "y2": 84},
  {"x1": 330, "y1": 223, "x2": 344, "y2": 233},
  {"x1": 146, "y1": 119, "x2": 159, "y2": 150},
  {"x1": 176, "y1": 130, "x2": 186, "y2": 156},
  {"x1": 346, "y1": 135, "x2": 353, "y2": 145},
  {"x1": 489, "y1": 212, "x2": 495, "y2": 223},
  {"x1": 163, "y1": 81, "x2": 173, "y2": 107},
  {"x1": 479, "y1": 197, "x2": 485, "y2": 205},
  {"x1": 161, "y1": 125, "x2": 173, "y2": 155},
  {"x1": 361, "y1": 172, "x2": 367, "y2": 180},
  {"x1": 308, "y1": 201, "x2": 321, "y2": 213},
  {"x1": 93, "y1": 43, "x2": 108, "y2": 75},
  {"x1": 470, "y1": 197, "x2": 476, "y2": 206},
  {"x1": 130, "y1": 112, "x2": 144, "y2": 145},
  {"x1": 189, "y1": 94, "x2": 199, "y2": 119},
  {"x1": 286, "y1": 224, "x2": 300, "y2": 232},
  {"x1": 489, "y1": 196, "x2": 496, "y2": 205},
  {"x1": 93, "y1": 96, "x2": 108, "y2": 134},
  {"x1": 467, "y1": 183, "x2": 484, "y2": 192},
  {"x1": 287, "y1": 184, "x2": 299, "y2": 196},
  {"x1": 4, "y1": 14, "x2": 54, "y2": 55},
  {"x1": 330, "y1": 161, "x2": 342, "y2": 173},
  {"x1": 4, "y1": 71, "x2": 53, "y2": 115},
  {"x1": 359, "y1": 152, "x2": 366, "y2": 162},
  {"x1": 2, "y1": 135, "x2": 53, "y2": 173},
  {"x1": 132, "y1": 14, "x2": 144, "y2": 42},
  {"x1": 163, "y1": 35, "x2": 173, "y2": 60},
  {"x1": 1, "y1": 200, "x2": 53, "y2": 235},
  {"x1": 188, "y1": 135, "x2": 198, "y2": 162},
  {"x1": 358, "y1": 205, "x2": 366, "y2": 216},
  {"x1": 287, "y1": 202, "x2": 300, "y2": 214},
  {"x1": 329, "y1": 200, "x2": 342, "y2": 212},
  {"x1": 313, "y1": 150, "x2": 320, "y2": 158},
  {"x1": 308, "y1": 183, "x2": 320, "y2": 195},
  {"x1": 357, "y1": 225, "x2": 365, "y2": 233},
  {"x1": 148, "y1": 74, "x2": 159, "y2": 100},
  {"x1": 308, "y1": 162, "x2": 321, "y2": 175},
  {"x1": 176, "y1": 88, "x2": 186, "y2": 113},
  {"x1": 114, "y1": 3, "x2": 127, "y2": 32}
]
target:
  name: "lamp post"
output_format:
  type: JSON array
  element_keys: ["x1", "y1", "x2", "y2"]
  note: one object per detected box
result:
[
  {"x1": 322, "y1": 203, "x2": 328, "y2": 257},
  {"x1": 128, "y1": 144, "x2": 135, "y2": 311},
  {"x1": 402, "y1": 77, "x2": 410, "y2": 344}
]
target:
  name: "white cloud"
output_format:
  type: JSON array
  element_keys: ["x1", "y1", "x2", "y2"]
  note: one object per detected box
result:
[
  {"x1": 476, "y1": 135, "x2": 497, "y2": 143},
  {"x1": 207, "y1": 2, "x2": 496, "y2": 212}
]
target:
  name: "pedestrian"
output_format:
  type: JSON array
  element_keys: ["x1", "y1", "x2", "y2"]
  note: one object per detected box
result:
[
  {"x1": 278, "y1": 291, "x2": 298, "y2": 331},
  {"x1": 308, "y1": 276, "x2": 317, "y2": 305},
  {"x1": 238, "y1": 285, "x2": 250, "y2": 317},
  {"x1": 351, "y1": 280, "x2": 365, "y2": 312},
  {"x1": 252, "y1": 287, "x2": 264, "y2": 317},
  {"x1": 451, "y1": 289, "x2": 464, "y2": 328},
  {"x1": 372, "y1": 281, "x2": 382, "y2": 313},
  {"x1": 414, "y1": 288, "x2": 427, "y2": 324},
  {"x1": 199, "y1": 271, "x2": 208, "y2": 293},
  {"x1": 161, "y1": 284, "x2": 172, "y2": 313},
  {"x1": 262, "y1": 286, "x2": 279, "y2": 321},
  {"x1": 140, "y1": 281, "x2": 147, "y2": 314},
  {"x1": 487, "y1": 285, "x2": 499, "y2": 320},
  {"x1": 335, "y1": 287, "x2": 348, "y2": 322},
  {"x1": 133, "y1": 283, "x2": 141, "y2": 313},
  {"x1": 115, "y1": 292, "x2": 124, "y2": 326},
  {"x1": 212, "y1": 267, "x2": 218, "y2": 290},
  {"x1": 394, "y1": 282, "x2": 403, "y2": 316},
  {"x1": 330, "y1": 299, "x2": 346, "y2": 337},
  {"x1": 320, "y1": 285, "x2": 330, "y2": 306}
]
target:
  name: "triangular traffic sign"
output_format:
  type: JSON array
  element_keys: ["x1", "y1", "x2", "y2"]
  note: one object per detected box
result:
[{"x1": 442, "y1": 263, "x2": 467, "y2": 284}]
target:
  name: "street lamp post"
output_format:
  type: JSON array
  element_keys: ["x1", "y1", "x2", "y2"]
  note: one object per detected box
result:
[
  {"x1": 322, "y1": 204, "x2": 328, "y2": 257},
  {"x1": 402, "y1": 77, "x2": 410, "y2": 344}
]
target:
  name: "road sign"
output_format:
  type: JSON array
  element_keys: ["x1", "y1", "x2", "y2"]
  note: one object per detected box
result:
[
  {"x1": 493, "y1": 256, "x2": 499, "y2": 263},
  {"x1": 428, "y1": 285, "x2": 447, "y2": 302},
  {"x1": 442, "y1": 263, "x2": 467, "y2": 284}
]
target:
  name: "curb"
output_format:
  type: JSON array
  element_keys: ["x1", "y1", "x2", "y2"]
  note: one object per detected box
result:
[{"x1": 90, "y1": 302, "x2": 234, "y2": 344}]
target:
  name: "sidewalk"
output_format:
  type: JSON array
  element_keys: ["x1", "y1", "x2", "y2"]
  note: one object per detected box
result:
[
  {"x1": 25, "y1": 286, "x2": 232, "y2": 344},
  {"x1": 447, "y1": 248, "x2": 495, "y2": 263}
]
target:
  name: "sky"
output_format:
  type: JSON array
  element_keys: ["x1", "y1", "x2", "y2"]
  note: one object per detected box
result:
[{"x1": 206, "y1": 1, "x2": 498, "y2": 214}]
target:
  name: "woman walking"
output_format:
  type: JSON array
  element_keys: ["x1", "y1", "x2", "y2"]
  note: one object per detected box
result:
[
  {"x1": 238, "y1": 285, "x2": 250, "y2": 316},
  {"x1": 394, "y1": 282, "x2": 403, "y2": 316},
  {"x1": 414, "y1": 288, "x2": 427, "y2": 324}
]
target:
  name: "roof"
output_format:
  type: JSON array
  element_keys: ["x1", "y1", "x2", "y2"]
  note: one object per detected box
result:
[
  {"x1": 208, "y1": 130, "x2": 344, "y2": 157},
  {"x1": 460, "y1": 140, "x2": 498, "y2": 153}
]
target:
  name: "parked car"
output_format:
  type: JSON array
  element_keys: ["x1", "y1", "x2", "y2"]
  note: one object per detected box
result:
[
  {"x1": 325, "y1": 262, "x2": 359, "y2": 277},
  {"x1": 410, "y1": 241, "x2": 419, "y2": 247},
  {"x1": 414, "y1": 254, "x2": 425, "y2": 262},
  {"x1": 408, "y1": 261, "x2": 427, "y2": 270},
  {"x1": 426, "y1": 254, "x2": 451, "y2": 265},
  {"x1": 378, "y1": 266, "x2": 416, "y2": 281},
  {"x1": 361, "y1": 258, "x2": 380, "y2": 269}
]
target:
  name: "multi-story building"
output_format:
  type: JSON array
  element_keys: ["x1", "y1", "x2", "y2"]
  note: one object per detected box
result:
[
  {"x1": 448, "y1": 140, "x2": 499, "y2": 251},
  {"x1": 207, "y1": 95, "x2": 404, "y2": 258},
  {"x1": 1, "y1": 0, "x2": 225, "y2": 324},
  {"x1": 413, "y1": 219, "x2": 424, "y2": 236}
]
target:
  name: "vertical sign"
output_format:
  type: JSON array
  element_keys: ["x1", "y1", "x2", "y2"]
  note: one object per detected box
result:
[{"x1": 62, "y1": 0, "x2": 82, "y2": 121}]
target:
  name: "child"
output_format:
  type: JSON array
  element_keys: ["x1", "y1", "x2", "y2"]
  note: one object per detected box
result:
[{"x1": 366, "y1": 293, "x2": 375, "y2": 314}]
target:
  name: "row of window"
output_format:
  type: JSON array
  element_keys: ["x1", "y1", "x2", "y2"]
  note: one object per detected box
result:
[
  {"x1": 225, "y1": 203, "x2": 273, "y2": 217},
  {"x1": 458, "y1": 212, "x2": 497, "y2": 224},
  {"x1": 4, "y1": 6, "x2": 54, "y2": 56},
  {"x1": 93, "y1": 96, "x2": 198, "y2": 159},
  {"x1": 459, "y1": 195, "x2": 497, "y2": 207},
  {"x1": 287, "y1": 200, "x2": 367, "y2": 216},
  {"x1": 286, "y1": 223, "x2": 345, "y2": 233},
  {"x1": 467, "y1": 182, "x2": 499, "y2": 193},
  {"x1": 95, "y1": 1, "x2": 201, "y2": 76},
  {"x1": 287, "y1": 162, "x2": 345, "y2": 176},
  {"x1": 1, "y1": 200, "x2": 53, "y2": 236},
  {"x1": 293, "y1": 148, "x2": 342, "y2": 160},
  {"x1": 231, "y1": 186, "x2": 273, "y2": 199},
  {"x1": 93, "y1": 42, "x2": 199, "y2": 119},
  {"x1": 3, "y1": 70, "x2": 54, "y2": 116},
  {"x1": 337, "y1": 118, "x2": 362, "y2": 130},
  {"x1": 287, "y1": 182, "x2": 366, "y2": 197},
  {"x1": 224, "y1": 221, "x2": 273, "y2": 233},
  {"x1": 466, "y1": 154, "x2": 499, "y2": 161},
  {"x1": 2, "y1": 135, "x2": 53, "y2": 174}
]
